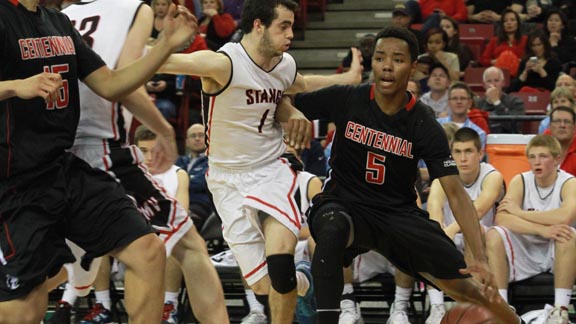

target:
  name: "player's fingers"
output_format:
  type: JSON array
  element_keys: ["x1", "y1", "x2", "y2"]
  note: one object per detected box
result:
[
  {"x1": 303, "y1": 120, "x2": 312, "y2": 149},
  {"x1": 293, "y1": 120, "x2": 306, "y2": 149},
  {"x1": 167, "y1": 3, "x2": 177, "y2": 18},
  {"x1": 177, "y1": 5, "x2": 197, "y2": 24}
]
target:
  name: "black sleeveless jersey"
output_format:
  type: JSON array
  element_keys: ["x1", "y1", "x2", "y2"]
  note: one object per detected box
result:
[
  {"x1": 0, "y1": 1, "x2": 105, "y2": 179},
  {"x1": 295, "y1": 83, "x2": 458, "y2": 208}
]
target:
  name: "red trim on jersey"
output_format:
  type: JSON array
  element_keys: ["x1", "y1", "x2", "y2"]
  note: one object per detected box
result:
[
  {"x1": 110, "y1": 102, "x2": 118, "y2": 140},
  {"x1": 501, "y1": 227, "x2": 516, "y2": 281},
  {"x1": 2, "y1": 220, "x2": 16, "y2": 261},
  {"x1": 75, "y1": 284, "x2": 92, "y2": 290},
  {"x1": 8, "y1": 0, "x2": 19, "y2": 6},
  {"x1": 279, "y1": 158, "x2": 301, "y2": 228},
  {"x1": 129, "y1": 145, "x2": 140, "y2": 164},
  {"x1": 245, "y1": 194, "x2": 300, "y2": 229},
  {"x1": 101, "y1": 139, "x2": 109, "y2": 155},
  {"x1": 244, "y1": 260, "x2": 267, "y2": 280},
  {"x1": 5, "y1": 105, "x2": 11, "y2": 177},
  {"x1": 206, "y1": 97, "x2": 216, "y2": 156},
  {"x1": 369, "y1": 85, "x2": 417, "y2": 111}
]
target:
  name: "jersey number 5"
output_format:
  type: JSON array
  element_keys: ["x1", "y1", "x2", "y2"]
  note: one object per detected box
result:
[
  {"x1": 44, "y1": 64, "x2": 69, "y2": 110},
  {"x1": 365, "y1": 151, "x2": 386, "y2": 184}
]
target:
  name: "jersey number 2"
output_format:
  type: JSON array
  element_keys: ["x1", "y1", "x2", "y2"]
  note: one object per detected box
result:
[
  {"x1": 365, "y1": 152, "x2": 386, "y2": 184},
  {"x1": 44, "y1": 64, "x2": 69, "y2": 110}
]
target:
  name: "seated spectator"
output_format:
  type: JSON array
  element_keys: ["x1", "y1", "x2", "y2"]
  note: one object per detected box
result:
[
  {"x1": 440, "y1": 16, "x2": 475, "y2": 75},
  {"x1": 149, "y1": 0, "x2": 171, "y2": 41},
  {"x1": 437, "y1": 82, "x2": 487, "y2": 149},
  {"x1": 407, "y1": 0, "x2": 467, "y2": 34},
  {"x1": 391, "y1": 3, "x2": 425, "y2": 54},
  {"x1": 538, "y1": 87, "x2": 575, "y2": 134},
  {"x1": 426, "y1": 127, "x2": 505, "y2": 324},
  {"x1": 338, "y1": 34, "x2": 375, "y2": 82},
  {"x1": 479, "y1": 9, "x2": 527, "y2": 75},
  {"x1": 509, "y1": 30, "x2": 562, "y2": 93},
  {"x1": 466, "y1": 0, "x2": 522, "y2": 24},
  {"x1": 420, "y1": 63, "x2": 451, "y2": 118},
  {"x1": 486, "y1": 134, "x2": 576, "y2": 324},
  {"x1": 198, "y1": 0, "x2": 237, "y2": 51},
  {"x1": 412, "y1": 55, "x2": 436, "y2": 92},
  {"x1": 544, "y1": 9, "x2": 576, "y2": 68},
  {"x1": 146, "y1": 74, "x2": 179, "y2": 119},
  {"x1": 175, "y1": 123, "x2": 214, "y2": 230},
  {"x1": 475, "y1": 66, "x2": 526, "y2": 133},
  {"x1": 418, "y1": 28, "x2": 460, "y2": 81},
  {"x1": 548, "y1": 107, "x2": 576, "y2": 176}
]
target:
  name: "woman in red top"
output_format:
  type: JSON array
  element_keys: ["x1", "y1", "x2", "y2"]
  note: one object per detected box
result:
[
  {"x1": 199, "y1": 0, "x2": 237, "y2": 51},
  {"x1": 480, "y1": 9, "x2": 528, "y2": 68}
]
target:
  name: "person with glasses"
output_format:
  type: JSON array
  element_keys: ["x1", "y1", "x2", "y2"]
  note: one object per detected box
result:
[
  {"x1": 548, "y1": 107, "x2": 576, "y2": 177},
  {"x1": 437, "y1": 82, "x2": 487, "y2": 149},
  {"x1": 486, "y1": 134, "x2": 576, "y2": 324},
  {"x1": 538, "y1": 84, "x2": 576, "y2": 134}
]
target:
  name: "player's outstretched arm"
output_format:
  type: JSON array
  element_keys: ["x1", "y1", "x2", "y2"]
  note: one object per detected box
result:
[
  {"x1": 82, "y1": 4, "x2": 196, "y2": 102},
  {"x1": 286, "y1": 47, "x2": 363, "y2": 94},
  {"x1": 0, "y1": 73, "x2": 62, "y2": 103},
  {"x1": 159, "y1": 50, "x2": 232, "y2": 89}
]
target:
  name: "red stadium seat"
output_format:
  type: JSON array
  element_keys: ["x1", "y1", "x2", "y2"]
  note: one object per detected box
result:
[
  {"x1": 510, "y1": 91, "x2": 551, "y2": 134},
  {"x1": 459, "y1": 24, "x2": 495, "y2": 40}
]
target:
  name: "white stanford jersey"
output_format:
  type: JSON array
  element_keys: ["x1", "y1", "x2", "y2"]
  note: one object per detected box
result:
[
  {"x1": 63, "y1": 0, "x2": 143, "y2": 145},
  {"x1": 522, "y1": 169, "x2": 574, "y2": 228},
  {"x1": 203, "y1": 42, "x2": 297, "y2": 169},
  {"x1": 443, "y1": 162, "x2": 502, "y2": 227},
  {"x1": 296, "y1": 171, "x2": 316, "y2": 223},
  {"x1": 152, "y1": 165, "x2": 181, "y2": 198}
]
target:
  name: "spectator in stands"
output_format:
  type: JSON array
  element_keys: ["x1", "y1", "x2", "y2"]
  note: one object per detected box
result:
[
  {"x1": 146, "y1": 74, "x2": 179, "y2": 119},
  {"x1": 135, "y1": 125, "x2": 191, "y2": 324},
  {"x1": 538, "y1": 87, "x2": 575, "y2": 134},
  {"x1": 420, "y1": 63, "x2": 451, "y2": 118},
  {"x1": 338, "y1": 34, "x2": 375, "y2": 82},
  {"x1": 553, "y1": 0, "x2": 576, "y2": 20},
  {"x1": 555, "y1": 73, "x2": 576, "y2": 98},
  {"x1": 479, "y1": 9, "x2": 527, "y2": 75},
  {"x1": 418, "y1": 28, "x2": 460, "y2": 81},
  {"x1": 179, "y1": 0, "x2": 203, "y2": 20},
  {"x1": 175, "y1": 123, "x2": 214, "y2": 230},
  {"x1": 199, "y1": 0, "x2": 237, "y2": 51},
  {"x1": 440, "y1": 16, "x2": 475, "y2": 76},
  {"x1": 426, "y1": 127, "x2": 505, "y2": 324},
  {"x1": 437, "y1": 82, "x2": 487, "y2": 149},
  {"x1": 509, "y1": 30, "x2": 562, "y2": 93},
  {"x1": 406, "y1": 0, "x2": 467, "y2": 34},
  {"x1": 391, "y1": 3, "x2": 425, "y2": 54},
  {"x1": 548, "y1": 107, "x2": 576, "y2": 176},
  {"x1": 407, "y1": 79, "x2": 422, "y2": 99},
  {"x1": 544, "y1": 9, "x2": 576, "y2": 68},
  {"x1": 475, "y1": 66, "x2": 526, "y2": 133},
  {"x1": 466, "y1": 0, "x2": 523, "y2": 24},
  {"x1": 150, "y1": 0, "x2": 172, "y2": 40},
  {"x1": 486, "y1": 134, "x2": 576, "y2": 324}
]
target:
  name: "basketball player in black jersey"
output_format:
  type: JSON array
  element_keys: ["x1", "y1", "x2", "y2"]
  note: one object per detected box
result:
[
  {"x1": 0, "y1": 1, "x2": 194, "y2": 323},
  {"x1": 288, "y1": 27, "x2": 526, "y2": 324}
]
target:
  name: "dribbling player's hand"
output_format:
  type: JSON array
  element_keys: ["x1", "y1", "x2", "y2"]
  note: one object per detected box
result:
[
  {"x1": 459, "y1": 260, "x2": 499, "y2": 302},
  {"x1": 151, "y1": 131, "x2": 179, "y2": 174},
  {"x1": 16, "y1": 72, "x2": 62, "y2": 103},
  {"x1": 161, "y1": 4, "x2": 198, "y2": 52}
]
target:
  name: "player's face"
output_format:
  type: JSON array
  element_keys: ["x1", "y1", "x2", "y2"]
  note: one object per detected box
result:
[
  {"x1": 549, "y1": 110, "x2": 575, "y2": 143},
  {"x1": 371, "y1": 37, "x2": 415, "y2": 96},
  {"x1": 186, "y1": 125, "x2": 206, "y2": 154},
  {"x1": 260, "y1": 5, "x2": 294, "y2": 57},
  {"x1": 451, "y1": 141, "x2": 482, "y2": 177},
  {"x1": 527, "y1": 146, "x2": 559, "y2": 179},
  {"x1": 138, "y1": 139, "x2": 157, "y2": 171}
]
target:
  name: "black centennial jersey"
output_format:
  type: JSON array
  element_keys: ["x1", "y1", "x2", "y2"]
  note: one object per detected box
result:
[
  {"x1": 295, "y1": 83, "x2": 458, "y2": 208},
  {"x1": 0, "y1": 1, "x2": 105, "y2": 179}
]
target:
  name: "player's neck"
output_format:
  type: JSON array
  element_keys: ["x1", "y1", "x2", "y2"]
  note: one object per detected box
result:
[
  {"x1": 535, "y1": 170, "x2": 558, "y2": 188},
  {"x1": 20, "y1": 0, "x2": 39, "y2": 11},
  {"x1": 460, "y1": 168, "x2": 480, "y2": 186},
  {"x1": 241, "y1": 37, "x2": 281, "y2": 71},
  {"x1": 374, "y1": 91, "x2": 409, "y2": 115}
]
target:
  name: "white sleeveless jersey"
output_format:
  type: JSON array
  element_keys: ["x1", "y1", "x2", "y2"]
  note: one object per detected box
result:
[
  {"x1": 152, "y1": 165, "x2": 181, "y2": 198},
  {"x1": 443, "y1": 163, "x2": 502, "y2": 227},
  {"x1": 297, "y1": 171, "x2": 316, "y2": 217},
  {"x1": 522, "y1": 169, "x2": 573, "y2": 224},
  {"x1": 63, "y1": 0, "x2": 143, "y2": 145},
  {"x1": 203, "y1": 42, "x2": 297, "y2": 169}
]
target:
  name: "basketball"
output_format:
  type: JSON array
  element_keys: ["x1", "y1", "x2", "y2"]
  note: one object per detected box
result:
[{"x1": 440, "y1": 303, "x2": 498, "y2": 324}]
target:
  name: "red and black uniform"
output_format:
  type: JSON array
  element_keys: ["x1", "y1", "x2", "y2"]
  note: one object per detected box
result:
[{"x1": 0, "y1": 1, "x2": 152, "y2": 301}]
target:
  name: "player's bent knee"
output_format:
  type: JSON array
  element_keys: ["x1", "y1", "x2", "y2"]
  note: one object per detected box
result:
[
  {"x1": 267, "y1": 254, "x2": 296, "y2": 294},
  {"x1": 485, "y1": 228, "x2": 503, "y2": 250},
  {"x1": 310, "y1": 205, "x2": 351, "y2": 247}
]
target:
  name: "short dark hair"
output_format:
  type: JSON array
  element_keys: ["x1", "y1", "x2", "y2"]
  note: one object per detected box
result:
[
  {"x1": 453, "y1": 127, "x2": 481, "y2": 151},
  {"x1": 134, "y1": 125, "x2": 157, "y2": 145},
  {"x1": 449, "y1": 81, "x2": 474, "y2": 99},
  {"x1": 550, "y1": 106, "x2": 576, "y2": 123},
  {"x1": 240, "y1": 0, "x2": 298, "y2": 34},
  {"x1": 374, "y1": 27, "x2": 419, "y2": 63}
]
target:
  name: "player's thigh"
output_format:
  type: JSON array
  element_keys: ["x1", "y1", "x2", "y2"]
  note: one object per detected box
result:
[{"x1": 262, "y1": 215, "x2": 298, "y2": 256}]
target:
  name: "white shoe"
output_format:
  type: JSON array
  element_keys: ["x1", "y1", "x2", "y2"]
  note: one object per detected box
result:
[
  {"x1": 545, "y1": 306, "x2": 569, "y2": 324},
  {"x1": 386, "y1": 302, "x2": 411, "y2": 324},
  {"x1": 240, "y1": 310, "x2": 267, "y2": 324},
  {"x1": 339, "y1": 299, "x2": 363, "y2": 324},
  {"x1": 425, "y1": 304, "x2": 446, "y2": 324}
]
